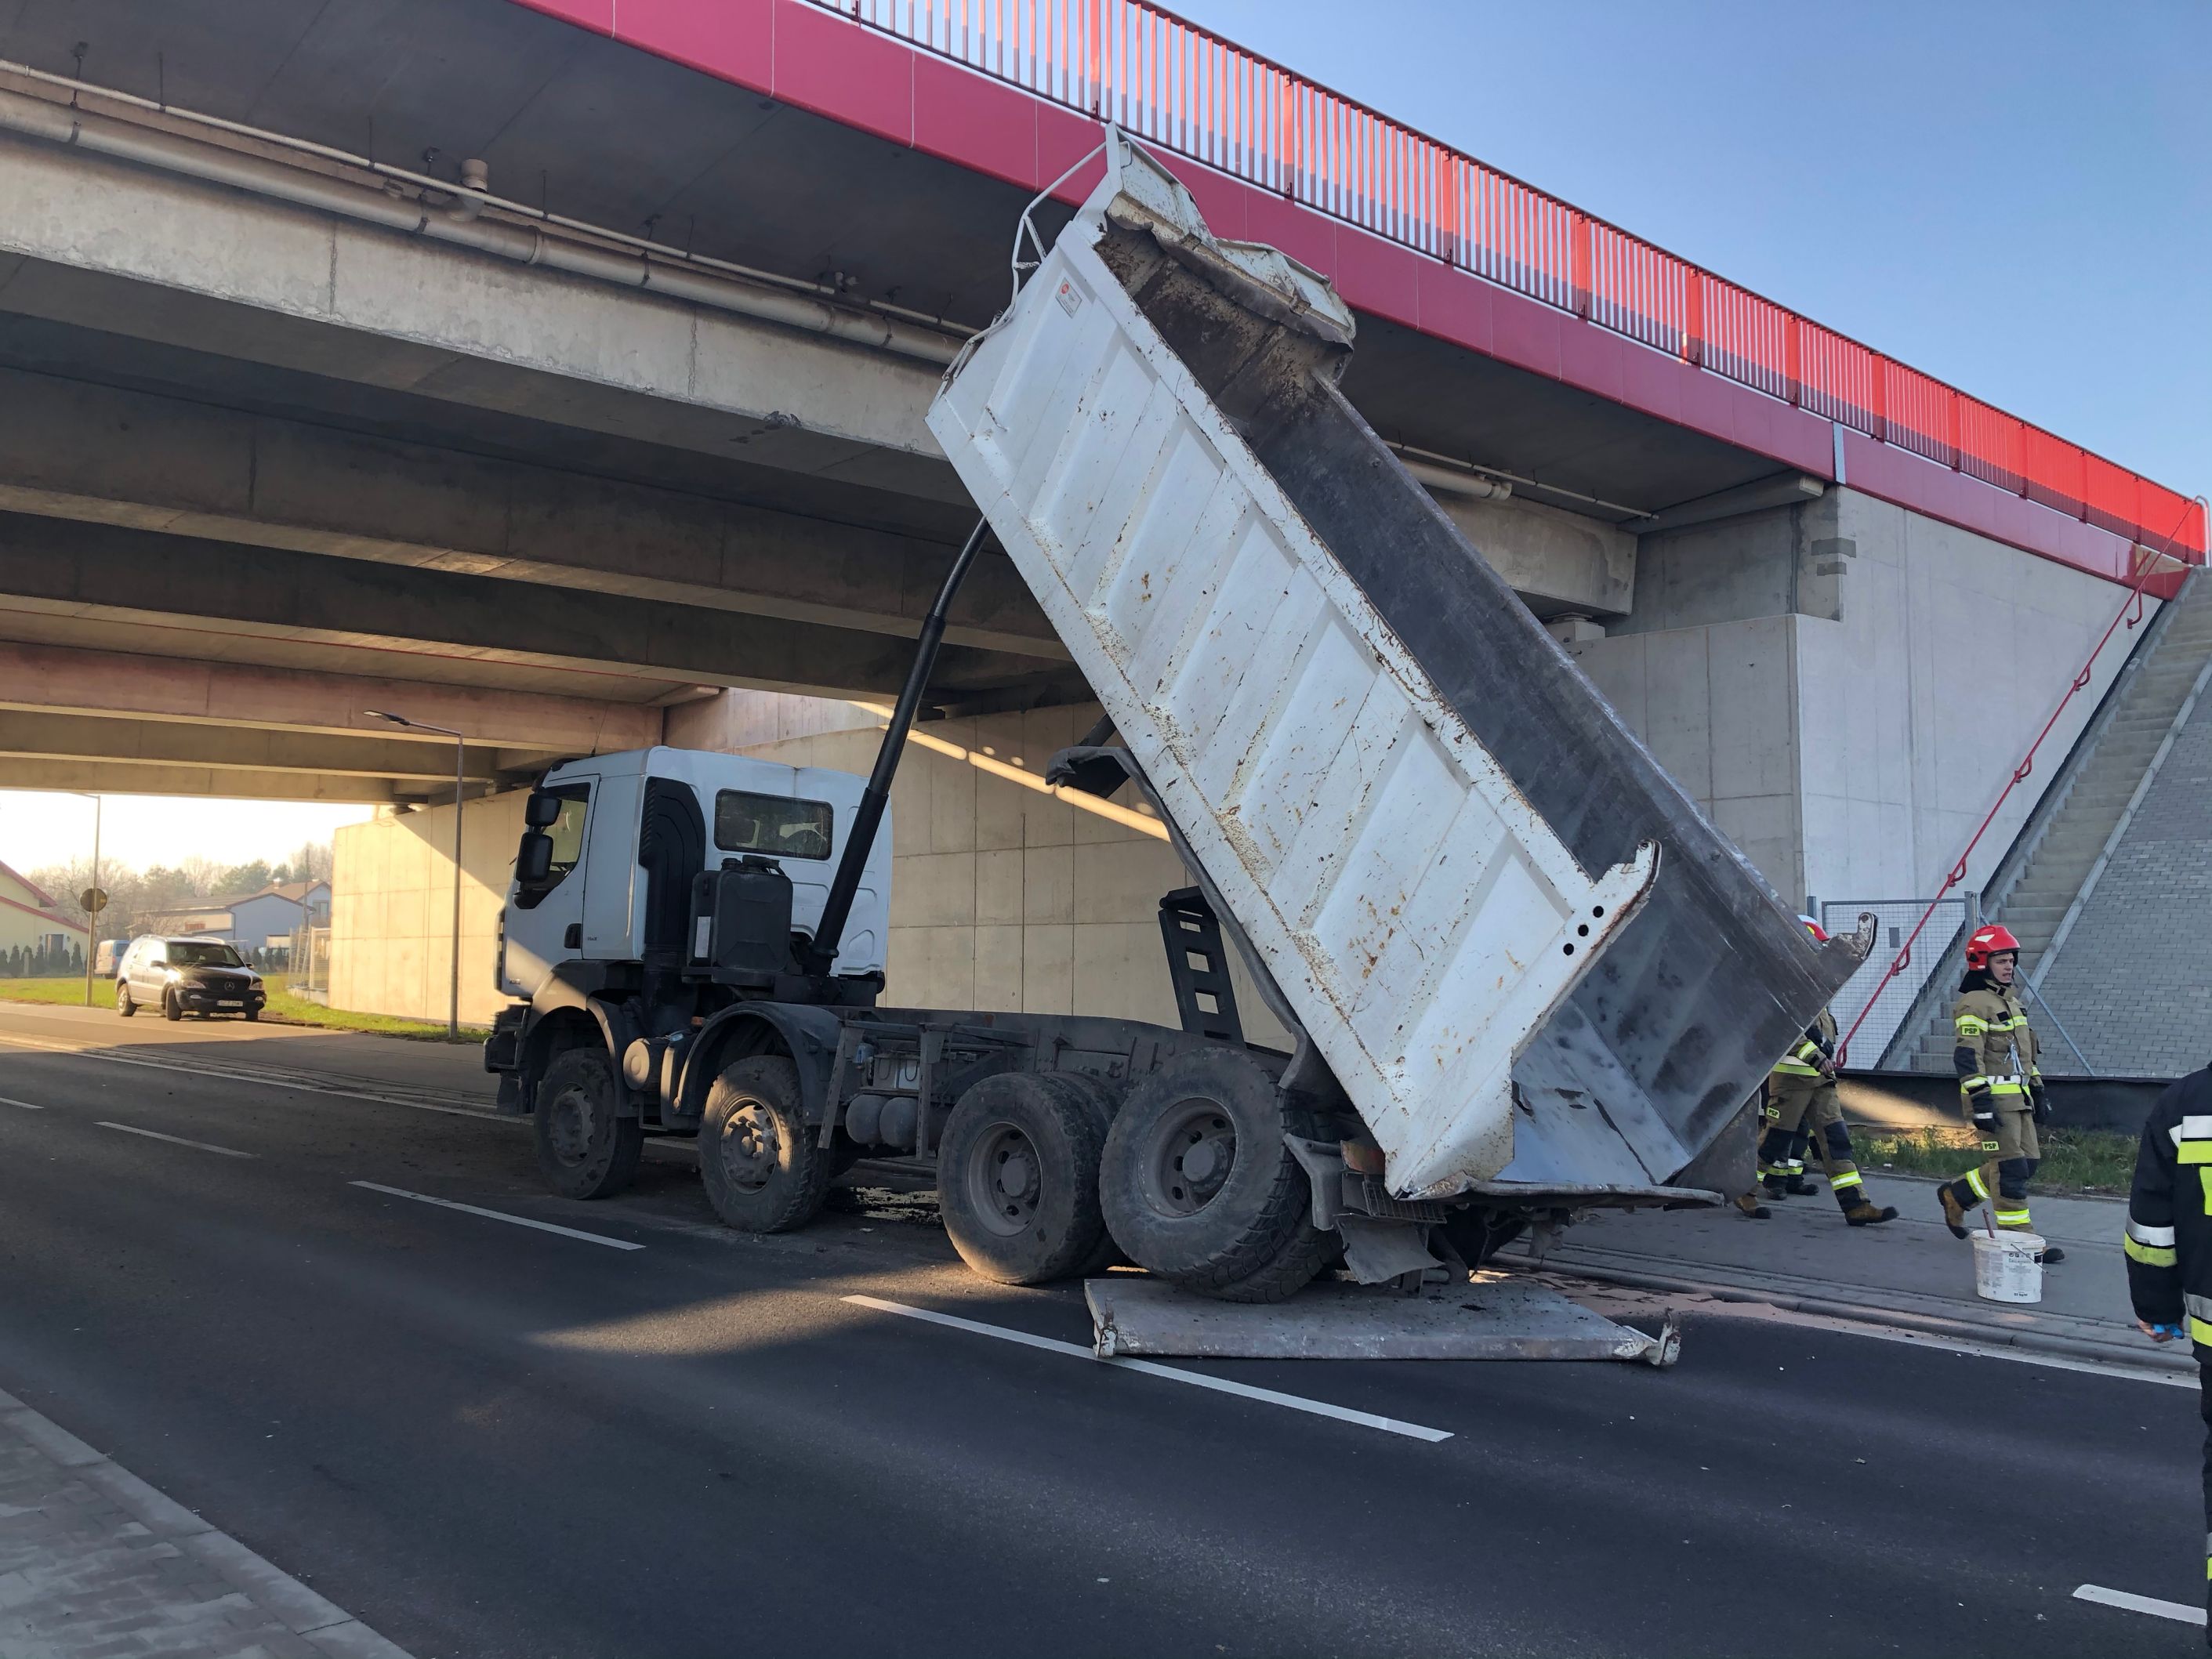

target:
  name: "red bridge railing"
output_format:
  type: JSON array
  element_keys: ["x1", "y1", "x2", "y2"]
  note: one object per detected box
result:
[{"x1": 821, "y1": 0, "x2": 2204, "y2": 562}]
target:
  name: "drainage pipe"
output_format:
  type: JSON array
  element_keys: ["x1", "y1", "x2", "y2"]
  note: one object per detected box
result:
[{"x1": 0, "y1": 81, "x2": 964, "y2": 366}]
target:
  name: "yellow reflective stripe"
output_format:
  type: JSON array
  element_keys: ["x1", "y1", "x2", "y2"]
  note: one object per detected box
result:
[
  {"x1": 2199, "y1": 1168, "x2": 2212, "y2": 1217},
  {"x1": 1995, "y1": 1208, "x2": 2033, "y2": 1225},
  {"x1": 1964, "y1": 1168, "x2": 1989, "y2": 1200},
  {"x1": 1987, "y1": 1081, "x2": 2029, "y2": 1096},
  {"x1": 2190, "y1": 1316, "x2": 2212, "y2": 1348},
  {"x1": 1772, "y1": 1061, "x2": 1822, "y2": 1077},
  {"x1": 2125, "y1": 1236, "x2": 2180, "y2": 1268},
  {"x1": 1831, "y1": 1171, "x2": 1863, "y2": 1190},
  {"x1": 2180, "y1": 1141, "x2": 2212, "y2": 1165}
]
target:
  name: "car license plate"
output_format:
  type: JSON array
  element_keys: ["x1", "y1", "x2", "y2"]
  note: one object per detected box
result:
[{"x1": 218, "y1": 999, "x2": 242, "y2": 1008}]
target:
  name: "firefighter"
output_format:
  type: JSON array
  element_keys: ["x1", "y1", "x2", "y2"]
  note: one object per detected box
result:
[
  {"x1": 1753, "y1": 916, "x2": 1898, "y2": 1226},
  {"x1": 2123, "y1": 1061, "x2": 2212, "y2": 1636},
  {"x1": 1935, "y1": 924, "x2": 2064, "y2": 1263}
]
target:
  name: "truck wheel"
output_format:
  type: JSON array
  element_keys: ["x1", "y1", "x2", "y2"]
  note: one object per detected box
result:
[
  {"x1": 937, "y1": 1074, "x2": 1109, "y2": 1286},
  {"x1": 1206, "y1": 1218, "x2": 1334, "y2": 1304},
  {"x1": 699, "y1": 1056, "x2": 832, "y2": 1233},
  {"x1": 116, "y1": 985, "x2": 134, "y2": 1018},
  {"x1": 534, "y1": 1047, "x2": 644, "y2": 1200},
  {"x1": 1038, "y1": 1073, "x2": 1127, "y2": 1275},
  {"x1": 1098, "y1": 1049, "x2": 1323, "y2": 1294}
]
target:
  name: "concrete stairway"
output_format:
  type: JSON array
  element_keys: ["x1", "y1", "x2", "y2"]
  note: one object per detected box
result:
[{"x1": 1902, "y1": 572, "x2": 2212, "y2": 1072}]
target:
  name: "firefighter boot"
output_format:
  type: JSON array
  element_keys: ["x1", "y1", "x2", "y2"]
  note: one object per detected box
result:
[
  {"x1": 1936, "y1": 1183, "x2": 1971, "y2": 1239},
  {"x1": 1843, "y1": 1200, "x2": 1898, "y2": 1226},
  {"x1": 2040, "y1": 1244, "x2": 2066, "y2": 1265},
  {"x1": 1786, "y1": 1175, "x2": 1821, "y2": 1196},
  {"x1": 1733, "y1": 1193, "x2": 1771, "y2": 1220}
]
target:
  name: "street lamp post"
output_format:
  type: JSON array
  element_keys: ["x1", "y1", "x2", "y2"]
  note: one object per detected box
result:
[
  {"x1": 73, "y1": 792, "x2": 101, "y2": 1008},
  {"x1": 368, "y1": 711, "x2": 466, "y2": 1038}
]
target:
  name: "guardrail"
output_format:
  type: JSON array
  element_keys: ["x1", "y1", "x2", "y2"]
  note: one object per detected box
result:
[{"x1": 821, "y1": 0, "x2": 2203, "y2": 561}]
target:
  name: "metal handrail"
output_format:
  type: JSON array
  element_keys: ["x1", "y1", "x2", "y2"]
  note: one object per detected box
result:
[
  {"x1": 1832, "y1": 494, "x2": 2209, "y2": 1064},
  {"x1": 819, "y1": 0, "x2": 2203, "y2": 561}
]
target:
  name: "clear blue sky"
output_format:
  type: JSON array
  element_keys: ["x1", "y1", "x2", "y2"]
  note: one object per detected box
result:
[{"x1": 1169, "y1": 0, "x2": 2207, "y2": 503}]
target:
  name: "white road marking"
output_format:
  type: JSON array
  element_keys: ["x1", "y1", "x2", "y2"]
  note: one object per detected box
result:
[
  {"x1": 350, "y1": 1181, "x2": 644, "y2": 1251},
  {"x1": 2073, "y1": 1584, "x2": 2206, "y2": 1625},
  {"x1": 0, "y1": 1032, "x2": 501, "y2": 1121},
  {"x1": 96, "y1": 1121, "x2": 254, "y2": 1158},
  {"x1": 1553, "y1": 1274, "x2": 2197, "y2": 1389},
  {"x1": 0, "y1": 1096, "x2": 42, "y2": 1110},
  {"x1": 839, "y1": 1295, "x2": 1452, "y2": 1443}
]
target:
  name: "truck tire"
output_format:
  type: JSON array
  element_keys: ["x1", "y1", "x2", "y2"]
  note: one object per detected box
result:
[
  {"x1": 534, "y1": 1047, "x2": 644, "y2": 1200},
  {"x1": 1206, "y1": 1217, "x2": 1334, "y2": 1304},
  {"x1": 1098, "y1": 1049, "x2": 1323, "y2": 1294},
  {"x1": 699, "y1": 1056, "x2": 832, "y2": 1233},
  {"x1": 937, "y1": 1074, "x2": 1109, "y2": 1286},
  {"x1": 1038, "y1": 1072, "x2": 1127, "y2": 1276}
]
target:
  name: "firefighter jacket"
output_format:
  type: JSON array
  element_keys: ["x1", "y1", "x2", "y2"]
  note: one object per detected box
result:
[
  {"x1": 1773, "y1": 1007, "x2": 1837, "y2": 1079},
  {"x1": 1951, "y1": 983, "x2": 2040, "y2": 1104},
  {"x1": 2123, "y1": 1067, "x2": 2212, "y2": 1351}
]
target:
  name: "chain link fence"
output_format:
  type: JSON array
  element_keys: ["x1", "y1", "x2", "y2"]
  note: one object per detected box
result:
[{"x1": 1820, "y1": 898, "x2": 1971, "y2": 1068}]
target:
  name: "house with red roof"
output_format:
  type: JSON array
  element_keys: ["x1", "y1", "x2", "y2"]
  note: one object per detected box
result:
[{"x1": 0, "y1": 860, "x2": 89, "y2": 961}]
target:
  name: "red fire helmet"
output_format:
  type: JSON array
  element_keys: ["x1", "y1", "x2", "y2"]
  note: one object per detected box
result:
[
  {"x1": 1796, "y1": 913, "x2": 1829, "y2": 944},
  {"x1": 1965, "y1": 923, "x2": 2022, "y2": 970}
]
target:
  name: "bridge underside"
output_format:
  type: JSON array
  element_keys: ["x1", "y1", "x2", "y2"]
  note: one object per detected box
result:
[{"x1": 0, "y1": 0, "x2": 1835, "y2": 801}]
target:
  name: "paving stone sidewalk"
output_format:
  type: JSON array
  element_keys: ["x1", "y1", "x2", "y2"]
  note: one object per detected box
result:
[
  {"x1": 0, "y1": 1389, "x2": 408, "y2": 1659},
  {"x1": 1507, "y1": 1172, "x2": 2185, "y2": 1370}
]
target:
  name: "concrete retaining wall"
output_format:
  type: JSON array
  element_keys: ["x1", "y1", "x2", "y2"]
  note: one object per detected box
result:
[{"x1": 1568, "y1": 487, "x2": 2146, "y2": 908}]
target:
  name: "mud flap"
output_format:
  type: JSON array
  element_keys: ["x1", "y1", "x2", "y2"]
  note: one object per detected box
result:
[{"x1": 1087, "y1": 1273, "x2": 1681, "y2": 1365}]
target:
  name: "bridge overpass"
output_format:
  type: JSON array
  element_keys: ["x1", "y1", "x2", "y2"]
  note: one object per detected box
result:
[{"x1": 0, "y1": 0, "x2": 2199, "y2": 1018}]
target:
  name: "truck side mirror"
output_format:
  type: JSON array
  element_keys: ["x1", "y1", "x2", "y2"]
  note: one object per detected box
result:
[
  {"x1": 517, "y1": 831, "x2": 553, "y2": 883},
  {"x1": 524, "y1": 791, "x2": 563, "y2": 828}
]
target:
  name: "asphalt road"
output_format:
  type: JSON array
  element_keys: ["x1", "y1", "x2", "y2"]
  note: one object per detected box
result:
[{"x1": 0, "y1": 1006, "x2": 2203, "y2": 1657}]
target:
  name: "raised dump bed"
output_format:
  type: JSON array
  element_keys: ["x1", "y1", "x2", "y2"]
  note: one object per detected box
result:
[{"x1": 928, "y1": 132, "x2": 1862, "y2": 1205}]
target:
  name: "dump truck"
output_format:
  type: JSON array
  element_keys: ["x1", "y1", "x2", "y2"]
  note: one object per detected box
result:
[{"x1": 484, "y1": 132, "x2": 1865, "y2": 1320}]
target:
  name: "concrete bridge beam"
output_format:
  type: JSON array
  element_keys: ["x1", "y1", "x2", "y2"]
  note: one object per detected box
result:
[
  {"x1": 0, "y1": 756, "x2": 400, "y2": 802},
  {"x1": 0, "y1": 639, "x2": 665, "y2": 755},
  {"x1": 0, "y1": 365, "x2": 1064, "y2": 660},
  {"x1": 0, "y1": 709, "x2": 510, "y2": 784},
  {"x1": 0, "y1": 513, "x2": 1064, "y2": 701}
]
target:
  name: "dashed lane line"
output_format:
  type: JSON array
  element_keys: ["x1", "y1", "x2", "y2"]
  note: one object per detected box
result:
[
  {"x1": 0, "y1": 1096, "x2": 42, "y2": 1110},
  {"x1": 96, "y1": 1122, "x2": 255, "y2": 1158},
  {"x1": 0, "y1": 1032, "x2": 502, "y2": 1120},
  {"x1": 2072, "y1": 1584, "x2": 2206, "y2": 1625},
  {"x1": 349, "y1": 1181, "x2": 645, "y2": 1251},
  {"x1": 840, "y1": 1295, "x2": 1451, "y2": 1443}
]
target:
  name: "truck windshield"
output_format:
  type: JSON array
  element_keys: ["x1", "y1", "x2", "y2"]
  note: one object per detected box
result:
[
  {"x1": 715, "y1": 790, "x2": 833, "y2": 860},
  {"x1": 168, "y1": 941, "x2": 244, "y2": 968}
]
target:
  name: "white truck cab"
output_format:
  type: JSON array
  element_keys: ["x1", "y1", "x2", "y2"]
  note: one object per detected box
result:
[{"x1": 499, "y1": 745, "x2": 890, "y2": 1002}]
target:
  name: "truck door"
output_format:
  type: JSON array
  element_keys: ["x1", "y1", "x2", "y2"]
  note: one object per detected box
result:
[
  {"x1": 503, "y1": 776, "x2": 593, "y2": 998},
  {"x1": 580, "y1": 772, "x2": 644, "y2": 959}
]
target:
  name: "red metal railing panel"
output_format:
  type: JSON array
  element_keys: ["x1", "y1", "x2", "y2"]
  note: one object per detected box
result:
[{"x1": 817, "y1": 0, "x2": 2199, "y2": 560}]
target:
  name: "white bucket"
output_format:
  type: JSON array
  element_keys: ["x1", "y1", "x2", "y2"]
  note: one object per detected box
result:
[{"x1": 1971, "y1": 1230, "x2": 2046, "y2": 1304}]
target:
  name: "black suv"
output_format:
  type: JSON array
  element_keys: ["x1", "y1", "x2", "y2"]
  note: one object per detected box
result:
[{"x1": 117, "y1": 936, "x2": 268, "y2": 1022}]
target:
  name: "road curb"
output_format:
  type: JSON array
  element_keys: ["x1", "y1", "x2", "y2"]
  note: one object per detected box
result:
[
  {"x1": 0, "y1": 1398, "x2": 418, "y2": 1657},
  {"x1": 1516, "y1": 1259, "x2": 2194, "y2": 1377}
]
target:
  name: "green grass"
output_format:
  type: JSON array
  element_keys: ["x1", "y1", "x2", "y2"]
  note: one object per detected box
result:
[
  {"x1": 1854, "y1": 1123, "x2": 2137, "y2": 1197},
  {"x1": 0, "y1": 973, "x2": 484, "y2": 1045}
]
